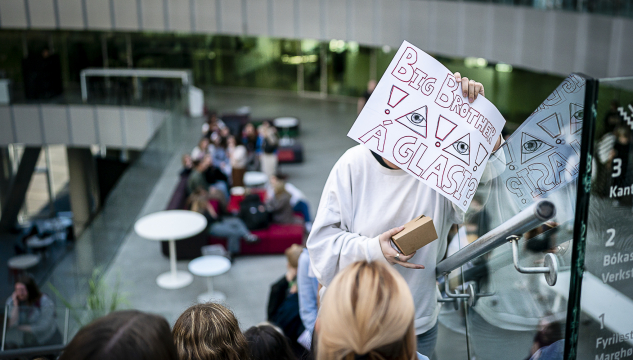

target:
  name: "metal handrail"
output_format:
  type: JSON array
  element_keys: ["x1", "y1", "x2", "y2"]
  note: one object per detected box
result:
[
  {"x1": 80, "y1": 68, "x2": 193, "y2": 102},
  {"x1": 436, "y1": 200, "x2": 556, "y2": 278}
]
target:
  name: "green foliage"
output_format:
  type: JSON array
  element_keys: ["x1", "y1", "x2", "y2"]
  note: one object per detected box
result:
[{"x1": 47, "y1": 268, "x2": 128, "y2": 326}]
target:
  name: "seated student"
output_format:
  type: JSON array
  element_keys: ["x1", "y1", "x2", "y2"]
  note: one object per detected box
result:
[
  {"x1": 268, "y1": 244, "x2": 305, "y2": 352},
  {"x1": 314, "y1": 260, "x2": 429, "y2": 360},
  {"x1": 266, "y1": 178, "x2": 302, "y2": 225},
  {"x1": 59, "y1": 310, "x2": 177, "y2": 360},
  {"x1": 267, "y1": 175, "x2": 312, "y2": 230},
  {"x1": 228, "y1": 136, "x2": 247, "y2": 187},
  {"x1": 172, "y1": 303, "x2": 249, "y2": 360},
  {"x1": 203, "y1": 155, "x2": 230, "y2": 200},
  {"x1": 180, "y1": 154, "x2": 194, "y2": 177},
  {"x1": 212, "y1": 135, "x2": 232, "y2": 178},
  {"x1": 189, "y1": 190, "x2": 258, "y2": 259},
  {"x1": 244, "y1": 323, "x2": 297, "y2": 360},
  {"x1": 191, "y1": 137, "x2": 211, "y2": 162},
  {"x1": 5, "y1": 275, "x2": 62, "y2": 348},
  {"x1": 187, "y1": 155, "x2": 229, "y2": 200}
]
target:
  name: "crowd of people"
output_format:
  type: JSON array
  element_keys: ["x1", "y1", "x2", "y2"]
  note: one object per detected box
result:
[
  {"x1": 49, "y1": 260, "x2": 428, "y2": 360},
  {"x1": 180, "y1": 113, "x2": 311, "y2": 259}
]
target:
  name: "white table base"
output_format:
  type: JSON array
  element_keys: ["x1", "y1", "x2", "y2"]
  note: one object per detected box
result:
[
  {"x1": 197, "y1": 275, "x2": 225, "y2": 302},
  {"x1": 157, "y1": 270, "x2": 194, "y2": 289},
  {"x1": 156, "y1": 239, "x2": 193, "y2": 289}
]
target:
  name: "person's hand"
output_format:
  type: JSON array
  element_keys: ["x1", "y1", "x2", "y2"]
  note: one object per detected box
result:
[
  {"x1": 379, "y1": 227, "x2": 425, "y2": 269},
  {"x1": 454, "y1": 72, "x2": 484, "y2": 103}
]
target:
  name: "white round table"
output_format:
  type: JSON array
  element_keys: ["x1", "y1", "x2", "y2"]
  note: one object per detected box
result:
[
  {"x1": 188, "y1": 255, "x2": 231, "y2": 302},
  {"x1": 8, "y1": 254, "x2": 41, "y2": 270},
  {"x1": 273, "y1": 117, "x2": 299, "y2": 129},
  {"x1": 134, "y1": 210, "x2": 207, "y2": 289},
  {"x1": 243, "y1": 171, "x2": 268, "y2": 188}
]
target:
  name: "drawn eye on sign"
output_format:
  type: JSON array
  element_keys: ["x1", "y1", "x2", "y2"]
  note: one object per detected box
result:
[{"x1": 347, "y1": 41, "x2": 506, "y2": 212}]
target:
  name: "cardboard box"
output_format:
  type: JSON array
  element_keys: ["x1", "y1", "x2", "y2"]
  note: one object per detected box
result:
[{"x1": 391, "y1": 215, "x2": 438, "y2": 255}]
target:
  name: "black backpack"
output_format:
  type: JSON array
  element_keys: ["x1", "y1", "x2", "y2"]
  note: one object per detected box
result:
[{"x1": 239, "y1": 194, "x2": 270, "y2": 230}]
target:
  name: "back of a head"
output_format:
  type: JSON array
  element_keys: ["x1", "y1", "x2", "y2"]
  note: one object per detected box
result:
[
  {"x1": 59, "y1": 310, "x2": 177, "y2": 360},
  {"x1": 173, "y1": 302, "x2": 249, "y2": 360},
  {"x1": 244, "y1": 324, "x2": 296, "y2": 360},
  {"x1": 316, "y1": 261, "x2": 416, "y2": 360},
  {"x1": 284, "y1": 244, "x2": 304, "y2": 269}
]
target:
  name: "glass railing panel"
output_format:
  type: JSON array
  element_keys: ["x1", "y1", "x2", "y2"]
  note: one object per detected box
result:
[
  {"x1": 446, "y1": 74, "x2": 592, "y2": 360},
  {"x1": 575, "y1": 77, "x2": 633, "y2": 360}
]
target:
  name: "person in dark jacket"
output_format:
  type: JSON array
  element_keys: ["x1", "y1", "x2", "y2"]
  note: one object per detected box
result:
[{"x1": 267, "y1": 244, "x2": 305, "y2": 354}]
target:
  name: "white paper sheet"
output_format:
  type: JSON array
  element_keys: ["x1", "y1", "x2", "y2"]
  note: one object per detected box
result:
[{"x1": 348, "y1": 41, "x2": 506, "y2": 211}]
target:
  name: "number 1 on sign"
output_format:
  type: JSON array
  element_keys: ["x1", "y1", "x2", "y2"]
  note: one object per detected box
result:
[
  {"x1": 599, "y1": 313, "x2": 605, "y2": 329},
  {"x1": 606, "y1": 229, "x2": 616, "y2": 247}
]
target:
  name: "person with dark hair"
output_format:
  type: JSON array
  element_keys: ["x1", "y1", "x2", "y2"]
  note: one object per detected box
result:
[
  {"x1": 59, "y1": 310, "x2": 177, "y2": 360},
  {"x1": 244, "y1": 324, "x2": 297, "y2": 360},
  {"x1": 5, "y1": 274, "x2": 62, "y2": 347},
  {"x1": 172, "y1": 303, "x2": 250, "y2": 360}
]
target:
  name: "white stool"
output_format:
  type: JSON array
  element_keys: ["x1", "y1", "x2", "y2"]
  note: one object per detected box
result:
[{"x1": 188, "y1": 255, "x2": 231, "y2": 303}]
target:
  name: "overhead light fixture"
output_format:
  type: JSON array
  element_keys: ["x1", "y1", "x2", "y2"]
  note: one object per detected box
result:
[
  {"x1": 464, "y1": 57, "x2": 488, "y2": 68},
  {"x1": 495, "y1": 63, "x2": 513, "y2": 72}
]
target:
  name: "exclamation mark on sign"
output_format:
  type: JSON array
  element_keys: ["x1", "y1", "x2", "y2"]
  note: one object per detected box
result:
[
  {"x1": 473, "y1": 143, "x2": 489, "y2": 171},
  {"x1": 386, "y1": 85, "x2": 409, "y2": 114}
]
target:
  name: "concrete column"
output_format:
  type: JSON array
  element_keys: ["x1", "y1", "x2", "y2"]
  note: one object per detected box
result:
[
  {"x1": 0, "y1": 147, "x2": 42, "y2": 231},
  {"x1": 66, "y1": 148, "x2": 100, "y2": 236}
]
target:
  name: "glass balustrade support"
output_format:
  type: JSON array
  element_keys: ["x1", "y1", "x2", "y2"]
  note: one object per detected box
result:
[
  {"x1": 435, "y1": 200, "x2": 556, "y2": 278},
  {"x1": 1, "y1": 305, "x2": 7, "y2": 351},
  {"x1": 443, "y1": 276, "x2": 471, "y2": 299},
  {"x1": 509, "y1": 235, "x2": 559, "y2": 286}
]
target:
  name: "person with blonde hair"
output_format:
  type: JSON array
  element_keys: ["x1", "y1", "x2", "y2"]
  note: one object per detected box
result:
[
  {"x1": 172, "y1": 303, "x2": 250, "y2": 360},
  {"x1": 315, "y1": 260, "x2": 427, "y2": 360}
]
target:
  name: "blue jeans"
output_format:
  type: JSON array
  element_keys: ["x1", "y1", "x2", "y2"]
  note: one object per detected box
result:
[
  {"x1": 293, "y1": 201, "x2": 311, "y2": 222},
  {"x1": 211, "y1": 180, "x2": 230, "y2": 201},
  {"x1": 209, "y1": 217, "x2": 251, "y2": 255},
  {"x1": 416, "y1": 322, "x2": 438, "y2": 359}
]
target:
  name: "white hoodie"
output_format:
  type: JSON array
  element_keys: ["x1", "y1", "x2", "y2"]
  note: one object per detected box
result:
[{"x1": 307, "y1": 145, "x2": 463, "y2": 335}]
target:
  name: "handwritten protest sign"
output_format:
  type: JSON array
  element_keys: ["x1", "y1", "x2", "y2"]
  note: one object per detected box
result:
[
  {"x1": 348, "y1": 41, "x2": 506, "y2": 211},
  {"x1": 498, "y1": 74, "x2": 586, "y2": 209}
]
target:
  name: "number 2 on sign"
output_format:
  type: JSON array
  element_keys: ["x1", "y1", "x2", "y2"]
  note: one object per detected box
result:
[{"x1": 606, "y1": 229, "x2": 616, "y2": 247}]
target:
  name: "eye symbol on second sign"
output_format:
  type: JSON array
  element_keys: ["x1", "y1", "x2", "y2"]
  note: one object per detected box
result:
[
  {"x1": 406, "y1": 112, "x2": 426, "y2": 127},
  {"x1": 522, "y1": 139, "x2": 544, "y2": 154},
  {"x1": 452, "y1": 141, "x2": 469, "y2": 155},
  {"x1": 573, "y1": 109, "x2": 583, "y2": 121}
]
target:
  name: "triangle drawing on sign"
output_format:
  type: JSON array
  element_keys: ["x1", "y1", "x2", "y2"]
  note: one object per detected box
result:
[
  {"x1": 474, "y1": 143, "x2": 489, "y2": 166},
  {"x1": 570, "y1": 103, "x2": 583, "y2": 134},
  {"x1": 443, "y1": 133, "x2": 471, "y2": 166},
  {"x1": 537, "y1": 113, "x2": 563, "y2": 138},
  {"x1": 520, "y1": 132, "x2": 555, "y2": 164},
  {"x1": 435, "y1": 115, "x2": 457, "y2": 141},
  {"x1": 396, "y1": 106, "x2": 428, "y2": 138}
]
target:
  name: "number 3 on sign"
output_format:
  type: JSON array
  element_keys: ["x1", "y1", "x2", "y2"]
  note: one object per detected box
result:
[
  {"x1": 612, "y1": 158, "x2": 622, "y2": 178},
  {"x1": 606, "y1": 229, "x2": 615, "y2": 247}
]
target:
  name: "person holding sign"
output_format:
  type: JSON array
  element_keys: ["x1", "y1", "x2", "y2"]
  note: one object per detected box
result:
[{"x1": 308, "y1": 42, "x2": 504, "y2": 358}]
